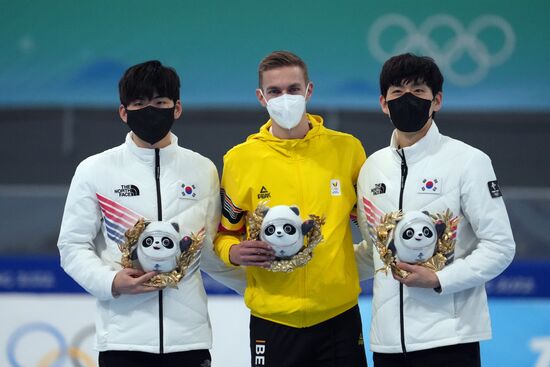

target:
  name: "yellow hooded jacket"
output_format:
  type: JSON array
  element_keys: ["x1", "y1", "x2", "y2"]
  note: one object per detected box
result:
[{"x1": 215, "y1": 114, "x2": 366, "y2": 327}]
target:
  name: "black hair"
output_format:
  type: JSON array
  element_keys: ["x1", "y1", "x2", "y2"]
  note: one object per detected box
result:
[
  {"x1": 118, "y1": 60, "x2": 180, "y2": 106},
  {"x1": 379, "y1": 53, "x2": 443, "y2": 98}
]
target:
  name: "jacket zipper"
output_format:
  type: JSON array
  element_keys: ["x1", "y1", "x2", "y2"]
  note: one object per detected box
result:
[
  {"x1": 397, "y1": 149, "x2": 408, "y2": 355},
  {"x1": 155, "y1": 148, "x2": 164, "y2": 354}
]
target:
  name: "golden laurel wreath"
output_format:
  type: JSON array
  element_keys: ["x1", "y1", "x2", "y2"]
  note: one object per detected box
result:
[
  {"x1": 248, "y1": 203, "x2": 325, "y2": 273},
  {"x1": 371, "y1": 209, "x2": 460, "y2": 278},
  {"x1": 118, "y1": 218, "x2": 206, "y2": 288}
]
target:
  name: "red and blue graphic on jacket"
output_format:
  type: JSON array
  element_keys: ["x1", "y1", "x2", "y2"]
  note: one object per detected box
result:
[{"x1": 96, "y1": 193, "x2": 143, "y2": 245}]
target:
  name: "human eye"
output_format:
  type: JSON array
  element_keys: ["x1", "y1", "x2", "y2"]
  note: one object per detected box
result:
[
  {"x1": 267, "y1": 88, "x2": 281, "y2": 96},
  {"x1": 129, "y1": 100, "x2": 144, "y2": 107},
  {"x1": 288, "y1": 87, "x2": 302, "y2": 94}
]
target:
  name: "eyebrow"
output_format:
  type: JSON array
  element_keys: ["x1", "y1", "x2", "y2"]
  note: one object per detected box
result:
[{"x1": 265, "y1": 83, "x2": 302, "y2": 91}]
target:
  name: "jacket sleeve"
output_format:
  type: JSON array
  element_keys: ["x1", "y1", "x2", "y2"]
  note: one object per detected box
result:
[
  {"x1": 355, "y1": 163, "x2": 375, "y2": 281},
  {"x1": 436, "y1": 152, "x2": 516, "y2": 295},
  {"x1": 214, "y1": 152, "x2": 247, "y2": 266},
  {"x1": 57, "y1": 160, "x2": 119, "y2": 301},
  {"x1": 350, "y1": 138, "x2": 367, "y2": 220},
  {"x1": 199, "y1": 162, "x2": 247, "y2": 295}
]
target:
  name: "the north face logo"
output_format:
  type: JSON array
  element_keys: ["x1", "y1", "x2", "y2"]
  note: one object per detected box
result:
[
  {"x1": 114, "y1": 184, "x2": 140, "y2": 197},
  {"x1": 371, "y1": 183, "x2": 386, "y2": 196},
  {"x1": 257, "y1": 186, "x2": 271, "y2": 199}
]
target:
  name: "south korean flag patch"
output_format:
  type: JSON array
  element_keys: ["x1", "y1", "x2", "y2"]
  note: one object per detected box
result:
[
  {"x1": 418, "y1": 178, "x2": 441, "y2": 194},
  {"x1": 488, "y1": 180, "x2": 502, "y2": 198}
]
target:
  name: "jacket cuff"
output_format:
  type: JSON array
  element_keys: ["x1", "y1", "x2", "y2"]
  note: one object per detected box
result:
[
  {"x1": 101, "y1": 270, "x2": 120, "y2": 300},
  {"x1": 214, "y1": 233, "x2": 241, "y2": 266}
]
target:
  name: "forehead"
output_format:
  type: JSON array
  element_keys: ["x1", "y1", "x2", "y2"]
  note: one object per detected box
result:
[{"x1": 261, "y1": 66, "x2": 307, "y2": 89}]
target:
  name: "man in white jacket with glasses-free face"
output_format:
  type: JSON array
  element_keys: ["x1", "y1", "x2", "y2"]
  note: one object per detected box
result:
[{"x1": 356, "y1": 53, "x2": 515, "y2": 367}]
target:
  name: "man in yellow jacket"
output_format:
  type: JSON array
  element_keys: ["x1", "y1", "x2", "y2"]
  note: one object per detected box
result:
[{"x1": 214, "y1": 50, "x2": 368, "y2": 367}]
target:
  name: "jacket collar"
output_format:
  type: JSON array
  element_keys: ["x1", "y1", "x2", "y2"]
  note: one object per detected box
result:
[
  {"x1": 125, "y1": 132, "x2": 178, "y2": 164},
  {"x1": 390, "y1": 121, "x2": 441, "y2": 164},
  {"x1": 246, "y1": 114, "x2": 325, "y2": 157}
]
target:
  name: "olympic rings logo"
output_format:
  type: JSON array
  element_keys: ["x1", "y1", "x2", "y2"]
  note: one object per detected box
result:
[
  {"x1": 6, "y1": 322, "x2": 96, "y2": 367},
  {"x1": 367, "y1": 14, "x2": 516, "y2": 86}
]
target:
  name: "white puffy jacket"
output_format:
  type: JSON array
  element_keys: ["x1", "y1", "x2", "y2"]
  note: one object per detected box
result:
[
  {"x1": 58, "y1": 132, "x2": 246, "y2": 353},
  {"x1": 356, "y1": 122, "x2": 515, "y2": 353}
]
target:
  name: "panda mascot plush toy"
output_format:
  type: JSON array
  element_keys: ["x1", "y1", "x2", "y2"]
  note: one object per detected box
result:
[
  {"x1": 390, "y1": 211, "x2": 443, "y2": 264},
  {"x1": 132, "y1": 221, "x2": 192, "y2": 273},
  {"x1": 260, "y1": 205, "x2": 314, "y2": 258}
]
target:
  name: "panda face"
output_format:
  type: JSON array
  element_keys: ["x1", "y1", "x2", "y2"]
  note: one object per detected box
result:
[
  {"x1": 136, "y1": 221, "x2": 182, "y2": 272},
  {"x1": 263, "y1": 220, "x2": 299, "y2": 247},
  {"x1": 401, "y1": 225, "x2": 434, "y2": 245},
  {"x1": 142, "y1": 236, "x2": 175, "y2": 249},
  {"x1": 260, "y1": 205, "x2": 305, "y2": 258},
  {"x1": 393, "y1": 211, "x2": 437, "y2": 263},
  {"x1": 140, "y1": 233, "x2": 178, "y2": 260},
  {"x1": 264, "y1": 223, "x2": 297, "y2": 237}
]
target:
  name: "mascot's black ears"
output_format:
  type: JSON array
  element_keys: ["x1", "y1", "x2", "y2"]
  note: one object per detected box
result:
[
  {"x1": 435, "y1": 222, "x2": 446, "y2": 237},
  {"x1": 421, "y1": 210, "x2": 446, "y2": 238},
  {"x1": 171, "y1": 223, "x2": 180, "y2": 232},
  {"x1": 289, "y1": 206, "x2": 300, "y2": 216},
  {"x1": 130, "y1": 248, "x2": 138, "y2": 260},
  {"x1": 180, "y1": 236, "x2": 192, "y2": 252},
  {"x1": 388, "y1": 239, "x2": 397, "y2": 255},
  {"x1": 301, "y1": 220, "x2": 314, "y2": 235}
]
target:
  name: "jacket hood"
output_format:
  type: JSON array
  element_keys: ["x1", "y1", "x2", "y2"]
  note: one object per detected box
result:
[{"x1": 245, "y1": 114, "x2": 325, "y2": 157}]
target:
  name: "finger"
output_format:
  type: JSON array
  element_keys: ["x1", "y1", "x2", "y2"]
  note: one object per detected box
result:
[
  {"x1": 244, "y1": 241, "x2": 273, "y2": 250},
  {"x1": 135, "y1": 271, "x2": 158, "y2": 284},
  {"x1": 245, "y1": 260, "x2": 273, "y2": 268},
  {"x1": 395, "y1": 262, "x2": 416, "y2": 272},
  {"x1": 123, "y1": 267, "x2": 146, "y2": 276},
  {"x1": 244, "y1": 254, "x2": 274, "y2": 263},
  {"x1": 392, "y1": 272, "x2": 404, "y2": 282},
  {"x1": 245, "y1": 248, "x2": 275, "y2": 257}
]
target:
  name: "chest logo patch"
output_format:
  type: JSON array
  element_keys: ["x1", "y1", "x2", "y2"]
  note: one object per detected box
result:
[
  {"x1": 114, "y1": 184, "x2": 140, "y2": 197},
  {"x1": 330, "y1": 179, "x2": 341, "y2": 196},
  {"x1": 419, "y1": 178, "x2": 441, "y2": 194},
  {"x1": 371, "y1": 183, "x2": 386, "y2": 196},
  {"x1": 179, "y1": 182, "x2": 198, "y2": 200},
  {"x1": 257, "y1": 186, "x2": 271, "y2": 199}
]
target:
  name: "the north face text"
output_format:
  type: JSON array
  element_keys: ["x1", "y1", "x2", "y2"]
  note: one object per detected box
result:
[{"x1": 114, "y1": 184, "x2": 140, "y2": 197}]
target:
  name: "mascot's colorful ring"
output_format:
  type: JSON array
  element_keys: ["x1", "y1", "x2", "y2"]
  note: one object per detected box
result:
[{"x1": 7, "y1": 322, "x2": 94, "y2": 367}]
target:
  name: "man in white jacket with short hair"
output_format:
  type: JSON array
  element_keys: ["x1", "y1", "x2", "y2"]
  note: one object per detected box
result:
[
  {"x1": 57, "y1": 60, "x2": 246, "y2": 367},
  {"x1": 356, "y1": 53, "x2": 515, "y2": 366}
]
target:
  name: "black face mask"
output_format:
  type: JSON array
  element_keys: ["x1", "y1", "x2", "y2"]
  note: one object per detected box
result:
[
  {"x1": 387, "y1": 93, "x2": 433, "y2": 133},
  {"x1": 126, "y1": 106, "x2": 175, "y2": 145}
]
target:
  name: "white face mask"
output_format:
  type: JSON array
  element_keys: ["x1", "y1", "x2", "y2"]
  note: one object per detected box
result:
[{"x1": 261, "y1": 85, "x2": 309, "y2": 130}]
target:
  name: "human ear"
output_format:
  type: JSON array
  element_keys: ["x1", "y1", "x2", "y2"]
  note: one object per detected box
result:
[
  {"x1": 379, "y1": 95, "x2": 390, "y2": 116},
  {"x1": 119, "y1": 104, "x2": 128, "y2": 123},
  {"x1": 432, "y1": 92, "x2": 443, "y2": 112},
  {"x1": 174, "y1": 100, "x2": 183, "y2": 119},
  {"x1": 256, "y1": 89, "x2": 267, "y2": 107},
  {"x1": 305, "y1": 82, "x2": 314, "y2": 101}
]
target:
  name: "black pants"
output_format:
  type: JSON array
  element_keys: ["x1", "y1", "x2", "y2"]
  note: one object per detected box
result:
[
  {"x1": 250, "y1": 305, "x2": 368, "y2": 367},
  {"x1": 98, "y1": 349, "x2": 211, "y2": 367},
  {"x1": 373, "y1": 342, "x2": 481, "y2": 367}
]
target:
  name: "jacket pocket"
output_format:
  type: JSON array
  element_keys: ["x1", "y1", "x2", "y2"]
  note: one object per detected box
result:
[{"x1": 406, "y1": 287, "x2": 456, "y2": 318}]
